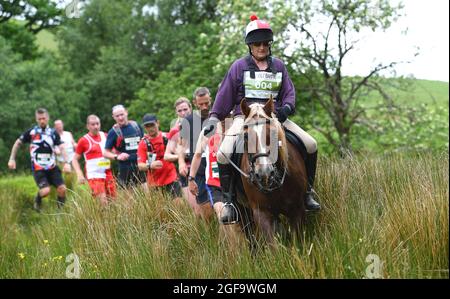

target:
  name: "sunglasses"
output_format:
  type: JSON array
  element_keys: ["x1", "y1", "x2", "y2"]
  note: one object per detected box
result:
[{"x1": 252, "y1": 41, "x2": 272, "y2": 47}]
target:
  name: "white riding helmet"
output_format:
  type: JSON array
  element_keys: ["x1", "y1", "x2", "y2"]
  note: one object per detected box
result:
[{"x1": 244, "y1": 15, "x2": 273, "y2": 44}]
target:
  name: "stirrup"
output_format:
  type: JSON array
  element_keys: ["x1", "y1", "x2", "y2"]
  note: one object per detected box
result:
[
  {"x1": 219, "y1": 202, "x2": 239, "y2": 225},
  {"x1": 305, "y1": 190, "x2": 320, "y2": 212}
]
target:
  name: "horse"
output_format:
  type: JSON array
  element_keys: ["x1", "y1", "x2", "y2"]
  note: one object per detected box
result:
[{"x1": 231, "y1": 97, "x2": 308, "y2": 246}]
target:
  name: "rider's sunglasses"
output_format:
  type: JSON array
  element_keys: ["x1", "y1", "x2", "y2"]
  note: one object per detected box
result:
[{"x1": 252, "y1": 41, "x2": 272, "y2": 48}]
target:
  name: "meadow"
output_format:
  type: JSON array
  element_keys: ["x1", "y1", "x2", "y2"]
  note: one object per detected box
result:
[{"x1": 0, "y1": 151, "x2": 447, "y2": 278}]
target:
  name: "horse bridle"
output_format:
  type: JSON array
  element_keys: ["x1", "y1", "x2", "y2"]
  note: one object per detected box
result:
[{"x1": 243, "y1": 120, "x2": 287, "y2": 193}]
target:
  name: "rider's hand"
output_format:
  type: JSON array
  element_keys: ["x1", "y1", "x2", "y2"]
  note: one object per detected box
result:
[
  {"x1": 275, "y1": 105, "x2": 292, "y2": 123},
  {"x1": 188, "y1": 179, "x2": 198, "y2": 196},
  {"x1": 8, "y1": 159, "x2": 16, "y2": 170},
  {"x1": 203, "y1": 117, "x2": 219, "y2": 137},
  {"x1": 150, "y1": 160, "x2": 163, "y2": 169}
]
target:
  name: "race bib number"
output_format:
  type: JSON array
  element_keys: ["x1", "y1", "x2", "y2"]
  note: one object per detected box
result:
[
  {"x1": 36, "y1": 153, "x2": 52, "y2": 165},
  {"x1": 124, "y1": 137, "x2": 140, "y2": 151},
  {"x1": 211, "y1": 162, "x2": 220, "y2": 178},
  {"x1": 96, "y1": 159, "x2": 111, "y2": 169},
  {"x1": 244, "y1": 71, "x2": 282, "y2": 100}
]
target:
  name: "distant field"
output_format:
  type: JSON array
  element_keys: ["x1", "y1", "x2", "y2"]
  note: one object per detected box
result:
[{"x1": 362, "y1": 78, "x2": 449, "y2": 107}]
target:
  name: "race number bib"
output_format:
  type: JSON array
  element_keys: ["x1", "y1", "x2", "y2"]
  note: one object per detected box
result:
[
  {"x1": 96, "y1": 159, "x2": 111, "y2": 169},
  {"x1": 211, "y1": 161, "x2": 220, "y2": 178},
  {"x1": 124, "y1": 137, "x2": 140, "y2": 151},
  {"x1": 36, "y1": 153, "x2": 52, "y2": 165},
  {"x1": 244, "y1": 71, "x2": 282, "y2": 100}
]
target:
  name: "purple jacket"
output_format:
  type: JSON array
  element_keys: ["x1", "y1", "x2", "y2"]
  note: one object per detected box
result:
[{"x1": 210, "y1": 55, "x2": 296, "y2": 120}]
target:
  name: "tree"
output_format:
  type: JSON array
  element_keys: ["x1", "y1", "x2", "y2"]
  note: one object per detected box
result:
[
  {"x1": 286, "y1": 0, "x2": 408, "y2": 155},
  {"x1": 0, "y1": 0, "x2": 63, "y2": 33}
]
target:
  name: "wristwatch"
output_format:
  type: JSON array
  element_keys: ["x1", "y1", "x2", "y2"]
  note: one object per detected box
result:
[{"x1": 188, "y1": 176, "x2": 195, "y2": 182}]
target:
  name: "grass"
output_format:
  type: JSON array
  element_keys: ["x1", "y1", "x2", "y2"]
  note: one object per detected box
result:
[{"x1": 0, "y1": 151, "x2": 448, "y2": 278}]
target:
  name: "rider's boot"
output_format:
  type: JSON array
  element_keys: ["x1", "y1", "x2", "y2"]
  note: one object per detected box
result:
[
  {"x1": 218, "y1": 163, "x2": 239, "y2": 224},
  {"x1": 305, "y1": 150, "x2": 321, "y2": 211}
]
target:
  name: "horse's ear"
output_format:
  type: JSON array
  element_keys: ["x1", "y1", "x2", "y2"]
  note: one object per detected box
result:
[
  {"x1": 263, "y1": 95, "x2": 274, "y2": 117},
  {"x1": 241, "y1": 98, "x2": 250, "y2": 118}
]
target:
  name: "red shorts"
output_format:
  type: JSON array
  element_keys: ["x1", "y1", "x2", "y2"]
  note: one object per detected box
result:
[{"x1": 88, "y1": 177, "x2": 117, "y2": 199}]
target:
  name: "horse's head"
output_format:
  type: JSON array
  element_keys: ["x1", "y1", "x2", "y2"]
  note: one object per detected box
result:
[{"x1": 240, "y1": 96, "x2": 288, "y2": 193}]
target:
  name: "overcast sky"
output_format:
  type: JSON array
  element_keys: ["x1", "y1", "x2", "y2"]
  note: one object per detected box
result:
[{"x1": 343, "y1": 0, "x2": 449, "y2": 82}]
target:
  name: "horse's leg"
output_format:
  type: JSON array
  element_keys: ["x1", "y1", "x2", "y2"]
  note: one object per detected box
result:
[
  {"x1": 236, "y1": 202, "x2": 258, "y2": 255},
  {"x1": 288, "y1": 208, "x2": 306, "y2": 244},
  {"x1": 252, "y1": 208, "x2": 276, "y2": 244}
]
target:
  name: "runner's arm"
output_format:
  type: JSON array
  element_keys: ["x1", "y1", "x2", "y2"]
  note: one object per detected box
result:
[
  {"x1": 188, "y1": 134, "x2": 208, "y2": 178},
  {"x1": 8, "y1": 139, "x2": 22, "y2": 169},
  {"x1": 164, "y1": 138, "x2": 178, "y2": 162},
  {"x1": 71, "y1": 153, "x2": 85, "y2": 182},
  {"x1": 8, "y1": 139, "x2": 22, "y2": 161},
  {"x1": 104, "y1": 149, "x2": 117, "y2": 160}
]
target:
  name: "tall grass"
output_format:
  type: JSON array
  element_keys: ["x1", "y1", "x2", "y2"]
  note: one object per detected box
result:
[{"x1": 0, "y1": 151, "x2": 448, "y2": 278}]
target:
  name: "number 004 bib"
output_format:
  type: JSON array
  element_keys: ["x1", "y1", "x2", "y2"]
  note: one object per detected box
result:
[{"x1": 243, "y1": 71, "x2": 282, "y2": 101}]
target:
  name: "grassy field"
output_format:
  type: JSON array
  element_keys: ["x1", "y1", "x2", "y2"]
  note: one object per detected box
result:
[{"x1": 0, "y1": 151, "x2": 447, "y2": 278}]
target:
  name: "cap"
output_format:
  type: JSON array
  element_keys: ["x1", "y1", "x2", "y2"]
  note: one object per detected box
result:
[{"x1": 142, "y1": 114, "x2": 158, "y2": 125}]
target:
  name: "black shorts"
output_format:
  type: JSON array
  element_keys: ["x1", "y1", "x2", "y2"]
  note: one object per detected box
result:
[
  {"x1": 205, "y1": 185, "x2": 223, "y2": 206},
  {"x1": 33, "y1": 167, "x2": 65, "y2": 189},
  {"x1": 118, "y1": 165, "x2": 146, "y2": 188},
  {"x1": 161, "y1": 181, "x2": 183, "y2": 198}
]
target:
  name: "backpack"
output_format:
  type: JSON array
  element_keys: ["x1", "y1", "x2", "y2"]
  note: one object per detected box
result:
[{"x1": 113, "y1": 120, "x2": 141, "y2": 149}]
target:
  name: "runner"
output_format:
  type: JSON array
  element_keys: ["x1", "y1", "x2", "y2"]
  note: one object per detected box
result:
[
  {"x1": 8, "y1": 108, "x2": 70, "y2": 211},
  {"x1": 72, "y1": 115, "x2": 117, "y2": 205},
  {"x1": 137, "y1": 114, "x2": 182, "y2": 202}
]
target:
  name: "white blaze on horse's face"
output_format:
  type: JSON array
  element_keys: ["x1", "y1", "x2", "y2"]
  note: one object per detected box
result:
[{"x1": 246, "y1": 104, "x2": 279, "y2": 182}]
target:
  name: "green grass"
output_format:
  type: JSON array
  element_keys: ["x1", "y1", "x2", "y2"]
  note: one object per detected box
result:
[
  {"x1": 363, "y1": 78, "x2": 449, "y2": 107},
  {"x1": 0, "y1": 151, "x2": 448, "y2": 278}
]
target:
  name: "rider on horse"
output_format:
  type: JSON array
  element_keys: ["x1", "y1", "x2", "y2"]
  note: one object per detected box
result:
[{"x1": 203, "y1": 15, "x2": 320, "y2": 224}]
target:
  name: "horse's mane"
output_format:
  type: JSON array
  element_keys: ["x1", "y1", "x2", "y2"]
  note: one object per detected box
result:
[{"x1": 245, "y1": 104, "x2": 289, "y2": 171}]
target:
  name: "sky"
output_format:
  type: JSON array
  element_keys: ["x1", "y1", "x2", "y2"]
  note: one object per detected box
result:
[{"x1": 343, "y1": 0, "x2": 449, "y2": 82}]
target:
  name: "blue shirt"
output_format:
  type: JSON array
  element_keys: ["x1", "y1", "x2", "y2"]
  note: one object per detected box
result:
[{"x1": 105, "y1": 121, "x2": 143, "y2": 168}]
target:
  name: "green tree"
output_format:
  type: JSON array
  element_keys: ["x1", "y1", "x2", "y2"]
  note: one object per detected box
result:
[
  {"x1": 0, "y1": 36, "x2": 88, "y2": 172},
  {"x1": 285, "y1": 0, "x2": 407, "y2": 155}
]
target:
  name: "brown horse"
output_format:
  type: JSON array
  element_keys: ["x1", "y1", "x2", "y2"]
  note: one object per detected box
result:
[{"x1": 234, "y1": 97, "x2": 307, "y2": 245}]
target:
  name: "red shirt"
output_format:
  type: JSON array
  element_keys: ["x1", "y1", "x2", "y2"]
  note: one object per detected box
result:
[
  {"x1": 205, "y1": 133, "x2": 221, "y2": 187},
  {"x1": 137, "y1": 132, "x2": 177, "y2": 186},
  {"x1": 76, "y1": 132, "x2": 113, "y2": 179}
]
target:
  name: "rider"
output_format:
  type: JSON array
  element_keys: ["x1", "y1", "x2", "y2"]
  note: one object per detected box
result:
[
  {"x1": 203, "y1": 15, "x2": 320, "y2": 223},
  {"x1": 8, "y1": 108, "x2": 71, "y2": 211}
]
